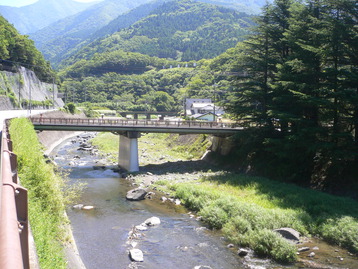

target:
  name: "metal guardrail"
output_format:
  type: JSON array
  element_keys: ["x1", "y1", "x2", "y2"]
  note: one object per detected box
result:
[
  {"x1": 0, "y1": 121, "x2": 29, "y2": 269},
  {"x1": 31, "y1": 117, "x2": 241, "y2": 129}
]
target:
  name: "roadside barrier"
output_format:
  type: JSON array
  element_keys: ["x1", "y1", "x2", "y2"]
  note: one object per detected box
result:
[{"x1": 0, "y1": 121, "x2": 29, "y2": 269}]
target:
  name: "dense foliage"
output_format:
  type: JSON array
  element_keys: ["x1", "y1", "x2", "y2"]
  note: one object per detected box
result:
[
  {"x1": 31, "y1": 0, "x2": 160, "y2": 66},
  {"x1": 60, "y1": 0, "x2": 252, "y2": 66},
  {"x1": 224, "y1": 0, "x2": 358, "y2": 193},
  {"x1": 0, "y1": 16, "x2": 55, "y2": 82}
]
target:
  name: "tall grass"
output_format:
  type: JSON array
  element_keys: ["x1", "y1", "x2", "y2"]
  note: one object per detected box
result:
[
  {"x1": 161, "y1": 173, "x2": 358, "y2": 263},
  {"x1": 9, "y1": 118, "x2": 69, "y2": 268}
]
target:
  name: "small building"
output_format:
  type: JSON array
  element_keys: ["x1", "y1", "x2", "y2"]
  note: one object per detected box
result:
[{"x1": 184, "y1": 98, "x2": 224, "y2": 121}]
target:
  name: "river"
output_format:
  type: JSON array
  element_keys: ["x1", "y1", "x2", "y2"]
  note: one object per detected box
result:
[{"x1": 51, "y1": 133, "x2": 357, "y2": 269}]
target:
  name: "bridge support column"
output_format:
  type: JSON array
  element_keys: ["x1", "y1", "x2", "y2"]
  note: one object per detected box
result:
[{"x1": 118, "y1": 131, "x2": 141, "y2": 172}]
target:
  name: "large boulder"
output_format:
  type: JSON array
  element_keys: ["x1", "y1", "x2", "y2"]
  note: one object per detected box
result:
[
  {"x1": 274, "y1": 227, "x2": 300, "y2": 242},
  {"x1": 126, "y1": 188, "x2": 148, "y2": 201}
]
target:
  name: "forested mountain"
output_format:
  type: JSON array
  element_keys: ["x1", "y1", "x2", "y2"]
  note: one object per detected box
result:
[
  {"x1": 0, "y1": 16, "x2": 54, "y2": 82},
  {"x1": 0, "y1": 0, "x2": 97, "y2": 34},
  {"x1": 200, "y1": 0, "x2": 270, "y2": 14},
  {"x1": 61, "y1": 0, "x2": 252, "y2": 67},
  {"x1": 31, "y1": 0, "x2": 154, "y2": 66}
]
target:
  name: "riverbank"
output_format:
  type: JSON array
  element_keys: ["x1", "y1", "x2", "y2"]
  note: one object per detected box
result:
[
  {"x1": 91, "y1": 132, "x2": 358, "y2": 267},
  {"x1": 9, "y1": 114, "x2": 87, "y2": 269}
]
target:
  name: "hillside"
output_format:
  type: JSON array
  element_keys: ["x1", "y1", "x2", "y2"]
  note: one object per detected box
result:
[
  {"x1": 0, "y1": 0, "x2": 96, "y2": 34},
  {"x1": 0, "y1": 16, "x2": 62, "y2": 109},
  {"x1": 61, "y1": 0, "x2": 252, "y2": 66},
  {"x1": 30, "y1": 0, "x2": 153, "y2": 66},
  {"x1": 0, "y1": 16, "x2": 54, "y2": 82}
]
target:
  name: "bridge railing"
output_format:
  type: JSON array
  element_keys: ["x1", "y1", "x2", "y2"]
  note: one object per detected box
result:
[
  {"x1": 0, "y1": 121, "x2": 29, "y2": 269},
  {"x1": 31, "y1": 117, "x2": 241, "y2": 129}
]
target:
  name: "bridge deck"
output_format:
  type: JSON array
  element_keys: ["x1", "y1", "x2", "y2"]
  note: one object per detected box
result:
[{"x1": 31, "y1": 117, "x2": 243, "y2": 135}]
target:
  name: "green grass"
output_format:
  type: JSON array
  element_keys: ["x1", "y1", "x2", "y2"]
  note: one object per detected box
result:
[
  {"x1": 9, "y1": 118, "x2": 70, "y2": 268},
  {"x1": 159, "y1": 173, "x2": 358, "y2": 263}
]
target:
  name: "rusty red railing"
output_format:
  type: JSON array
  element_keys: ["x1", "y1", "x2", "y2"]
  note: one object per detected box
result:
[
  {"x1": 31, "y1": 117, "x2": 241, "y2": 129},
  {"x1": 0, "y1": 121, "x2": 29, "y2": 269}
]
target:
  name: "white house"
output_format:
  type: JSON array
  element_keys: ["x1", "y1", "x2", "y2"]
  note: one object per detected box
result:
[{"x1": 184, "y1": 98, "x2": 224, "y2": 121}]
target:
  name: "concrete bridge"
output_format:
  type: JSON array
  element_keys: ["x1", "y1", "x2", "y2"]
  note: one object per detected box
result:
[{"x1": 31, "y1": 117, "x2": 243, "y2": 172}]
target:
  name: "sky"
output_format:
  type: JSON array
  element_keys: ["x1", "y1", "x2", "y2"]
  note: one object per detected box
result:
[{"x1": 0, "y1": 0, "x2": 100, "y2": 7}]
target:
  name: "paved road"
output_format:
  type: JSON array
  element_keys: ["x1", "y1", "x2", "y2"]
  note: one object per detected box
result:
[{"x1": 0, "y1": 109, "x2": 55, "y2": 126}]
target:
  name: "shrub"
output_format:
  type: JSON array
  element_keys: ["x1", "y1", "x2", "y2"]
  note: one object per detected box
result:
[
  {"x1": 251, "y1": 229, "x2": 297, "y2": 263},
  {"x1": 321, "y1": 216, "x2": 358, "y2": 253},
  {"x1": 200, "y1": 204, "x2": 229, "y2": 229}
]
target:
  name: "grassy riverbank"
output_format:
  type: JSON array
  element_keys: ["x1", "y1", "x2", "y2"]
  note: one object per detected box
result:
[
  {"x1": 91, "y1": 132, "x2": 358, "y2": 263},
  {"x1": 9, "y1": 118, "x2": 70, "y2": 268}
]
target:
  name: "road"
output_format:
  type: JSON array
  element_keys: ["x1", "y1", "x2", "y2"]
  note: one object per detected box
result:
[{"x1": 0, "y1": 109, "x2": 55, "y2": 126}]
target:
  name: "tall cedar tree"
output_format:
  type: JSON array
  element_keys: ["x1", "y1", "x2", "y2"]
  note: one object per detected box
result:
[{"x1": 227, "y1": 0, "x2": 357, "y2": 191}]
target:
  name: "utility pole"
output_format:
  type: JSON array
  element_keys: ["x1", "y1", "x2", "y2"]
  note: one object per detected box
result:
[
  {"x1": 18, "y1": 69, "x2": 21, "y2": 109},
  {"x1": 213, "y1": 82, "x2": 218, "y2": 122},
  {"x1": 52, "y1": 77, "x2": 55, "y2": 109}
]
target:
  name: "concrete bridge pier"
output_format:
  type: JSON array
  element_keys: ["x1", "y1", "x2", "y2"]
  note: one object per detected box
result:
[{"x1": 118, "y1": 131, "x2": 141, "y2": 172}]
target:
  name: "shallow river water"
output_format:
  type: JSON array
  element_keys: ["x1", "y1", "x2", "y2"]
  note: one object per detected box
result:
[{"x1": 51, "y1": 133, "x2": 357, "y2": 269}]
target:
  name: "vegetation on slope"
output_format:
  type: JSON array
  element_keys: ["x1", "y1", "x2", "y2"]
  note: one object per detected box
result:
[
  {"x1": 31, "y1": 0, "x2": 158, "y2": 66},
  {"x1": 9, "y1": 118, "x2": 72, "y2": 268},
  {"x1": 0, "y1": 16, "x2": 55, "y2": 83},
  {"x1": 60, "y1": 0, "x2": 252, "y2": 66}
]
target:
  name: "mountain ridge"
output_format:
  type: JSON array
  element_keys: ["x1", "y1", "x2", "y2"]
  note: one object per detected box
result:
[{"x1": 0, "y1": 0, "x2": 97, "y2": 34}]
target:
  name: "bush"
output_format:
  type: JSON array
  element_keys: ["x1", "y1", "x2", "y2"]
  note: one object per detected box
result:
[
  {"x1": 321, "y1": 217, "x2": 358, "y2": 253},
  {"x1": 251, "y1": 229, "x2": 297, "y2": 263},
  {"x1": 65, "y1": 102, "x2": 76, "y2": 114},
  {"x1": 200, "y1": 204, "x2": 229, "y2": 229}
]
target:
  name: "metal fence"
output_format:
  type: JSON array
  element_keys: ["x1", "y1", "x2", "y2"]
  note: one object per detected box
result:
[{"x1": 0, "y1": 121, "x2": 29, "y2": 269}]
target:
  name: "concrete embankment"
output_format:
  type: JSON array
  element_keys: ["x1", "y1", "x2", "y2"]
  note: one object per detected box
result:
[{"x1": 36, "y1": 111, "x2": 85, "y2": 155}]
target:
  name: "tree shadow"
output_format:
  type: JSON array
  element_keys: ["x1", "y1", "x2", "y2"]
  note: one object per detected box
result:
[{"x1": 137, "y1": 159, "x2": 222, "y2": 175}]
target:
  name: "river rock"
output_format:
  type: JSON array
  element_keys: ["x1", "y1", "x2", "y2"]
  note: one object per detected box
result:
[
  {"x1": 129, "y1": 249, "x2": 144, "y2": 262},
  {"x1": 298, "y1": 247, "x2": 310, "y2": 252},
  {"x1": 307, "y1": 252, "x2": 315, "y2": 257},
  {"x1": 126, "y1": 188, "x2": 148, "y2": 201},
  {"x1": 72, "y1": 204, "x2": 84, "y2": 210},
  {"x1": 144, "y1": 216, "x2": 161, "y2": 226},
  {"x1": 135, "y1": 224, "x2": 148, "y2": 231},
  {"x1": 274, "y1": 227, "x2": 300, "y2": 242},
  {"x1": 237, "y1": 248, "x2": 249, "y2": 257},
  {"x1": 82, "y1": 205, "x2": 94, "y2": 210}
]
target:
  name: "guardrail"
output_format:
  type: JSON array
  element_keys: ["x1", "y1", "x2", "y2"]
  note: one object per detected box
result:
[
  {"x1": 0, "y1": 121, "x2": 29, "y2": 269},
  {"x1": 31, "y1": 117, "x2": 241, "y2": 129}
]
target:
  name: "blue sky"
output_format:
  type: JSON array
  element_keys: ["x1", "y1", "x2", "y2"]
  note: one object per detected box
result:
[{"x1": 0, "y1": 0, "x2": 100, "y2": 7}]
